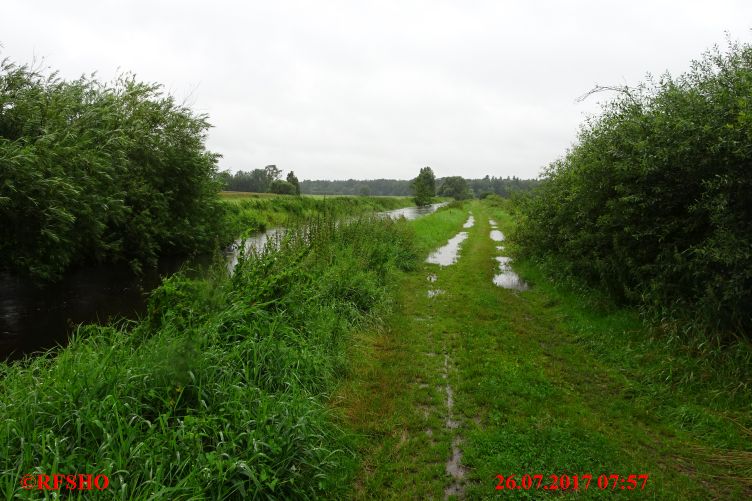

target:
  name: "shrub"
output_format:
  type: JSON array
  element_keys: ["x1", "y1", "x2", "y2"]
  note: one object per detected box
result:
[{"x1": 516, "y1": 40, "x2": 752, "y2": 337}]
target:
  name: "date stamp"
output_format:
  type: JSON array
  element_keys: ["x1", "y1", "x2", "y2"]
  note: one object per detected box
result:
[{"x1": 495, "y1": 473, "x2": 649, "y2": 492}]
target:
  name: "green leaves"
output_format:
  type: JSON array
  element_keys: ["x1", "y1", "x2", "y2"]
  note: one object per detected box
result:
[
  {"x1": 411, "y1": 166, "x2": 436, "y2": 206},
  {"x1": 0, "y1": 57, "x2": 227, "y2": 281},
  {"x1": 516, "y1": 40, "x2": 752, "y2": 338}
]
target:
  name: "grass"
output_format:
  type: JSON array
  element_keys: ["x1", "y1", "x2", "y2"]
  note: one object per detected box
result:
[
  {"x1": 0, "y1": 213, "x2": 418, "y2": 499},
  {"x1": 220, "y1": 193, "x2": 415, "y2": 237},
  {"x1": 3, "y1": 196, "x2": 748, "y2": 499},
  {"x1": 337, "y1": 199, "x2": 751, "y2": 499}
]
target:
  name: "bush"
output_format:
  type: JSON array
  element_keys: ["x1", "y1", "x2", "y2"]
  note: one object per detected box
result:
[
  {"x1": 516, "y1": 40, "x2": 752, "y2": 337},
  {"x1": 0, "y1": 58, "x2": 227, "y2": 280}
]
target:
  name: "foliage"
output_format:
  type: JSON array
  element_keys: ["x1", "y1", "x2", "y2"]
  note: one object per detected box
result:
[
  {"x1": 411, "y1": 166, "x2": 436, "y2": 206},
  {"x1": 221, "y1": 193, "x2": 414, "y2": 237},
  {"x1": 270, "y1": 179, "x2": 297, "y2": 195},
  {"x1": 466, "y1": 175, "x2": 538, "y2": 198},
  {"x1": 0, "y1": 57, "x2": 226, "y2": 281},
  {"x1": 286, "y1": 171, "x2": 301, "y2": 195},
  {"x1": 515, "y1": 41, "x2": 752, "y2": 338},
  {"x1": 298, "y1": 176, "x2": 538, "y2": 197},
  {"x1": 0, "y1": 213, "x2": 418, "y2": 499},
  {"x1": 437, "y1": 176, "x2": 472, "y2": 199},
  {"x1": 300, "y1": 178, "x2": 413, "y2": 196},
  {"x1": 221, "y1": 165, "x2": 284, "y2": 193}
]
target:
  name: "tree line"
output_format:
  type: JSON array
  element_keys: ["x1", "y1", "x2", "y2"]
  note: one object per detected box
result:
[
  {"x1": 515, "y1": 40, "x2": 752, "y2": 338},
  {"x1": 238, "y1": 176, "x2": 538, "y2": 197},
  {"x1": 219, "y1": 166, "x2": 300, "y2": 195}
]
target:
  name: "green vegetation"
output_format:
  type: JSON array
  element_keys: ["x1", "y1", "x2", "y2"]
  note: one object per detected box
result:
[
  {"x1": 515, "y1": 41, "x2": 752, "y2": 338},
  {"x1": 411, "y1": 166, "x2": 436, "y2": 206},
  {"x1": 299, "y1": 177, "x2": 538, "y2": 197},
  {"x1": 339, "y1": 200, "x2": 751, "y2": 499},
  {"x1": 220, "y1": 192, "x2": 414, "y2": 236},
  {"x1": 437, "y1": 176, "x2": 472, "y2": 200},
  {"x1": 286, "y1": 171, "x2": 301, "y2": 195},
  {"x1": 0, "y1": 58, "x2": 226, "y2": 281},
  {"x1": 0, "y1": 213, "x2": 418, "y2": 499}
]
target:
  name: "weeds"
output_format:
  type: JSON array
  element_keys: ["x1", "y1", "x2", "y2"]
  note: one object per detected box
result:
[{"x1": 0, "y1": 213, "x2": 417, "y2": 499}]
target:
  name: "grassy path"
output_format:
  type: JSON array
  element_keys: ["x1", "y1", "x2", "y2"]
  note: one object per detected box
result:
[{"x1": 337, "y1": 201, "x2": 749, "y2": 500}]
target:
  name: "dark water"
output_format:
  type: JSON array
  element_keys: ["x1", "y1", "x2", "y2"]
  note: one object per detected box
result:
[
  {"x1": 1, "y1": 203, "x2": 445, "y2": 361},
  {"x1": 0, "y1": 258, "x2": 193, "y2": 361}
]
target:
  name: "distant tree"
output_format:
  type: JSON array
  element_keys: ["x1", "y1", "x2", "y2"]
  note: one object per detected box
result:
[
  {"x1": 438, "y1": 176, "x2": 472, "y2": 200},
  {"x1": 359, "y1": 186, "x2": 370, "y2": 196},
  {"x1": 411, "y1": 167, "x2": 436, "y2": 206},
  {"x1": 270, "y1": 179, "x2": 297, "y2": 195},
  {"x1": 264, "y1": 165, "x2": 282, "y2": 187},
  {"x1": 286, "y1": 171, "x2": 301, "y2": 195}
]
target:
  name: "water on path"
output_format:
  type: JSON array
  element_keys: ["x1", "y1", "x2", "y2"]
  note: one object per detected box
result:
[{"x1": 493, "y1": 256, "x2": 529, "y2": 291}]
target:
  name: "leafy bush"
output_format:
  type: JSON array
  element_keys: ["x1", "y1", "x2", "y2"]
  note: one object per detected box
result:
[
  {"x1": 516, "y1": 41, "x2": 752, "y2": 337},
  {"x1": 0, "y1": 58, "x2": 227, "y2": 280}
]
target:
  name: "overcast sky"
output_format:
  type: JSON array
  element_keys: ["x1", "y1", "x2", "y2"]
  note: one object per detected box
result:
[{"x1": 2, "y1": 1, "x2": 751, "y2": 180}]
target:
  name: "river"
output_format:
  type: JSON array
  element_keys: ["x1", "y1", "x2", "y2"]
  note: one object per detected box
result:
[{"x1": 0, "y1": 203, "x2": 445, "y2": 361}]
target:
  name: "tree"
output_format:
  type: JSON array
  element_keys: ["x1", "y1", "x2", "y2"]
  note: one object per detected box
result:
[
  {"x1": 438, "y1": 176, "x2": 472, "y2": 200},
  {"x1": 269, "y1": 179, "x2": 297, "y2": 195},
  {"x1": 264, "y1": 165, "x2": 282, "y2": 186},
  {"x1": 411, "y1": 167, "x2": 436, "y2": 206},
  {"x1": 286, "y1": 171, "x2": 301, "y2": 195}
]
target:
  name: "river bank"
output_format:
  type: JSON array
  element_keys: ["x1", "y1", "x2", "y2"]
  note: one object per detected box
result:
[{"x1": 0, "y1": 195, "x2": 420, "y2": 361}]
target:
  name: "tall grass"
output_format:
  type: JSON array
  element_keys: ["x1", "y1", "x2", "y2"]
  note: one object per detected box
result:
[
  {"x1": 0, "y1": 213, "x2": 417, "y2": 499},
  {"x1": 221, "y1": 194, "x2": 414, "y2": 236}
]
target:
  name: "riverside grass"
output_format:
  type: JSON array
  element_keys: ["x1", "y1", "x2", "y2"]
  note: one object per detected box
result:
[
  {"x1": 0, "y1": 213, "x2": 418, "y2": 499},
  {"x1": 221, "y1": 193, "x2": 414, "y2": 237}
]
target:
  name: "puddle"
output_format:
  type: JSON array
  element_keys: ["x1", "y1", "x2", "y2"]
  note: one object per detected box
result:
[
  {"x1": 493, "y1": 256, "x2": 529, "y2": 291},
  {"x1": 445, "y1": 436, "x2": 467, "y2": 498},
  {"x1": 496, "y1": 245, "x2": 504, "y2": 251},
  {"x1": 443, "y1": 352, "x2": 466, "y2": 498},
  {"x1": 427, "y1": 273, "x2": 437, "y2": 283},
  {"x1": 426, "y1": 232, "x2": 468, "y2": 266},
  {"x1": 427, "y1": 289, "x2": 445, "y2": 298},
  {"x1": 490, "y1": 229, "x2": 504, "y2": 242},
  {"x1": 463, "y1": 215, "x2": 475, "y2": 228},
  {"x1": 489, "y1": 219, "x2": 497, "y2": 227}
]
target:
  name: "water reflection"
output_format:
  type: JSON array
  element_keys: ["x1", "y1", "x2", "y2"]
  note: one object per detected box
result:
[
  {"x1": 492, "y1": 256, "x2": 529, "y2": 291},
  {"x1": 378, "y1": 202, "x2": 446, "y2": 221}
]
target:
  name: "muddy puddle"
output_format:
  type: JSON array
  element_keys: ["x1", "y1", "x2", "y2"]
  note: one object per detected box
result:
[
  {"x1": 493, "y1": 256, "x2": 529, "y2": 291},
  {"x1": 490, "y1": 229, "x2": 505, "y2": 242},
  {"x1": 426, "y1": 232, "x2": 468, "y2": 266}
]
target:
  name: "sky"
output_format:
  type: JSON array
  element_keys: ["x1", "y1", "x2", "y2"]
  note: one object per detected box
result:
[{"x1": 1, "y1": 1, "x2": 751, "y2": 180}]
